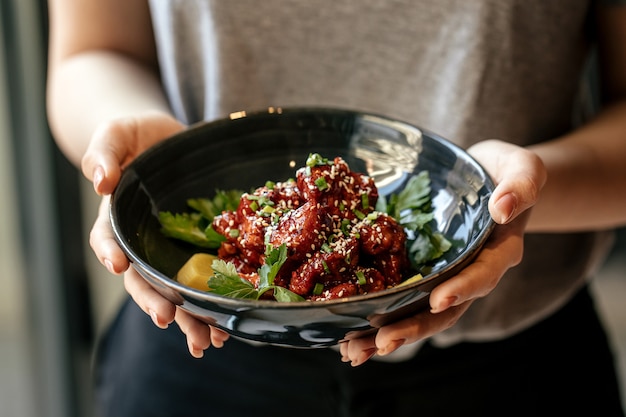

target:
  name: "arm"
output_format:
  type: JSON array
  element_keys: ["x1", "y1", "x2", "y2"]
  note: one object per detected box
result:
[
  {"x1": 526, "y1": 5, "x2": 626, "y2": 232},
  {"x1": 47, "y1": 0, "x2": 228, "y2": 355},
  {"x1": 47, "y1": 0, "x2": 171, "y2": 165},
  {"x1": 340, "y1": 4, "x2": 626, "y2": 366}
]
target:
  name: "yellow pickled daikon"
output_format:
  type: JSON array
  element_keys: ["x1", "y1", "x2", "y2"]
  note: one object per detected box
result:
[{"x1": 176, "y1": 253, "x2": 218, "y2": 291}]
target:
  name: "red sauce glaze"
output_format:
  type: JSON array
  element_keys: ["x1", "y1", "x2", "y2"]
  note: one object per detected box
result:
[{"x1": 211, "y1": 156, "x2": 410, "y2": 300}]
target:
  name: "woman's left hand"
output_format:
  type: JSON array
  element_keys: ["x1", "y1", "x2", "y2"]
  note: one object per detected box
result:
[{"x1": 339, "y1": 140, "x2": 547, "y2": 366}]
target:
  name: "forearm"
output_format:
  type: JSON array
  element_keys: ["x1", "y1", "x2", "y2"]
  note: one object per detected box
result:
[
  {"x1": 527, "y1": 100, "x2": 626, "y2": 232},
  {"x1": 46, "y1": 50, "x2": 172, "y2": 166}
]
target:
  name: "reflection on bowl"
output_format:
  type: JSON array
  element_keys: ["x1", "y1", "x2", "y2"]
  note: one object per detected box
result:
[{"x1": 110, "y1": 107, "x2": 495, "y2": 348}]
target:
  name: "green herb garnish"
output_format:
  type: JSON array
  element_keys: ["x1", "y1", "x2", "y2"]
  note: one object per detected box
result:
[
  {"x1": 377, "y1": 171, "x2": 452, "y2": 269},
  {"x1": 159, "y1": 189, "x2": 243, "y2": 249},
  {"x1": 356, "y1": 270, "x2": 367, "y2": 285},
  {"x1": 207, "y1": 244, "x2": 304, "y2": 302},
  {"x1": 306, "y1": 153, "x2": 331, "y2": 167},
  {"x1": 159, "y1": 159, "x2": 452, "y2": 302},
  {"x1": 315, "y1": 177, "x2": 329, "y2": 191}
]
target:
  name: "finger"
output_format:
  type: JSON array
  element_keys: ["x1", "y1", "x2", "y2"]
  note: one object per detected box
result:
[
  {"x1": 428, "y1": 211, "x2": 529, "y2": 313},
  {"x1": 175, "y1": 308, "x2": 214, "y2": 358},
  {"x1": 489, "y1": 174, "x2": 542, "y2": 225},
  {"x1": 369, "y1": 213, "x2": 529, "y2": 358},
  {"x1": 340, "y1": 334, "x2": 378, "y2": 367},
  {"x1": 341, "y1": 214, "x2": 528, "y2": 365},
  {"x1": 124, "y1": 267, "x2": 176, "y2": 329},
  {"x1": 339, "y1": 340, "x2": 349, "y2": 359},
  {"x1": 374, "y1": 302, "x2": 472, "y2": 356},
  {"x1": 89, "y1": 196, "x2": 130, "y2": 274},
  {"x1": 81, "y1": 113, "x2": 185, "y2": 195},
  {"x1": 81, "y1": 121, "x2": 130, "y2": 195},
  {"x1": 209, "y1": 326, "x2": 230, "y2": 348},
  {"x1": 468, "y1": 140, "x2": 546, "y2": 224}
]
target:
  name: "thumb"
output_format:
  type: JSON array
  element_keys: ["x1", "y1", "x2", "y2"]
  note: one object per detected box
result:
[{"x1": 468, "y1": 139, "x2": 547, "y2": 225}]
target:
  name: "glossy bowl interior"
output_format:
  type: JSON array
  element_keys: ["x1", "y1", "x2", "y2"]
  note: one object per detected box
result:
[{"x1": 110, "y1": 107, "x2": 495, "y2": 348}]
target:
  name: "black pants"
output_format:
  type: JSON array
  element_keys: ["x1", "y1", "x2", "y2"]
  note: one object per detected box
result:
[{"x1": 94, "y1": 285, "x2": 625, "y2": 417}]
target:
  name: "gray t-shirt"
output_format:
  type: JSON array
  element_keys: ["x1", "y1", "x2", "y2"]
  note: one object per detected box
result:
[{"x1": 147, "y1": 0, "x2": 616, "y2": 350}]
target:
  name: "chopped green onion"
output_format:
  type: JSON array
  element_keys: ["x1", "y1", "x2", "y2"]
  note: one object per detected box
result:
[
  {"x1": 321, "y1": 242, "x2": 332, "y2": 253},
  {"x1": 306, "y1": 153, "x2": 331, "y2": 167},
  {"x1": 229, "y1": 229, "x2": 240, "y2": 238},
  {"x1": 340, "y1": 219, "x2": 351, "y2": 236},
  {"x1": 315, "y1": 177, "x2": 329, "y2": 191},
  {"x1": 249, "y1": 201, "x2": 259, "y2": 211},
  {"x1": 265, "y1": 181, "x2": 275, "y2": 189},
  {"x1": 356, "y1": 270, "x2": 366, "y2": 285},
  {"x1": 322, "y1": 260, "x2": 330, "y2": 274},
  {"x1": 353, "y1": 209, "x2": 365, "y2": 220},
  {"x1": 260, "y1": 196, "x2": 274, "y2": 206},
  {"x1": 361, "y1": 193, "x2": 369, "y2": 209},
  {"x1": 313, "y1": 282, "x2": 324, "y2": 295}
]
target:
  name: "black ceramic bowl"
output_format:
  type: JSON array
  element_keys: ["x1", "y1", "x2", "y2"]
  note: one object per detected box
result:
[{"x1": 110, "y1": 107, "x2": 495, "y2": 348}]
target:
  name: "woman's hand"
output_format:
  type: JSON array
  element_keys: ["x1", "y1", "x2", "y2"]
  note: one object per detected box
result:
[
  {"x1": 84, "y1": 111, "x2": 184, "y2": 273},
  {"x1": 81, "y1": 111, "x2": 185, "y2": 196},
  {"x1": 84, "y1": 112, "x2": 230, "y2": 357},
  {"x1": 339, "y1": 140, "x2": 547, "y2": 366}
]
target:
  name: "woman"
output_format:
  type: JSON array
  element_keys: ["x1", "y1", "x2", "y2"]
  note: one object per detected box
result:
[{"x1": 46, "y1": 1, "x2": 626, "y2": 416}]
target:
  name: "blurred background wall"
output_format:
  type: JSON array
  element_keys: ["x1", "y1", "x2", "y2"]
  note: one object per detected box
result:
[
  {"x1": 0, "y1": 1, "x2": 125, "y2": 416},
  {"x1": 0, "y1": 1, "x2": 624, "y2": 417}
]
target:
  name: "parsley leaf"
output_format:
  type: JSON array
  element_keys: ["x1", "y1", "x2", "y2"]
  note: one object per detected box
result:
[
  {"x1": 187, "y1": 189, "x2": 242, "y2": 218},
  {"x1": 379, "y1": 171, "x2": 452, "y2": 269},
  {"x1": 273, "y1": 286, "x2": 306, "y2": 302},
  {"x1": 207, "y1": 260, "x2": 259, "y2": 299},
  {"x1": 258, "y1": 244, "x2": 288, "y2": 289},
  {"x1": 409, "y1": 224, "x2": 453, "y2": 265},
  {"x1": 385, "y1": 171, "x2": 433, "y2": 229},
  {"x1": 159, "y1": 189, "x2": 243, "y2": 249},
  {"x1": 158, "y1": 211, "x2": 224, "y2": 249},
  {"x1": 207, "y1": 244, "x2": 305, "y2": 302}
]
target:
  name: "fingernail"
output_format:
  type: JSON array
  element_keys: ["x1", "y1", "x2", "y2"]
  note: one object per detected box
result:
[
  {"x1": 494, "y1": 193, "x2": 517, "y2": 224},
  {"x1": 352, "y1": 347, "x2": 377, "y2": 367},
  {"x1": 187, "y1": 340, "x2": 204, "y2": 358},
  {"x1": 378, "y1": 339, "x2": 405, "y2": 356},
  {"x1": 104, "y1": 259, "x2": 117, "y2": 275},
  {"x1": 149, "y1": 309, "x2": 168, "y2": 329},
  {"x1": 432, "y1": 295, "x2": 459, "y2": 313},
  {"x1": 93, "y1": 166, "x2": 104, "y2": 193},
  {"x1": 212, "y1": 337, "x2": 224, "y2": 349}
]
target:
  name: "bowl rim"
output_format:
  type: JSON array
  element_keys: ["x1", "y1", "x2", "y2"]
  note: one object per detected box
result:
[{"x1": 110, "y1": 106, "x2": 496, "y2": 310}]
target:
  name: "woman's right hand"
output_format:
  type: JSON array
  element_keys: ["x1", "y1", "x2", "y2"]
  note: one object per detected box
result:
[
  {"x1": 82, "y1": 111, "x2": 231, "y2": 357},
  {"x1": 82, "y1": 111, "x2": 184, "y2": 274},
  {"x1": 81, "y1": 111, "x2": 184, "y2": 196}
]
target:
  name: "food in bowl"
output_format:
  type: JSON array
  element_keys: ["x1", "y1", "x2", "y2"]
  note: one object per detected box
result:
[
  {"x1": 109, "y1": 107, "x2": 496, "y2": 347},
  {"x1": 159, "y1": 153, "x2": 451, "y2": 302}
]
